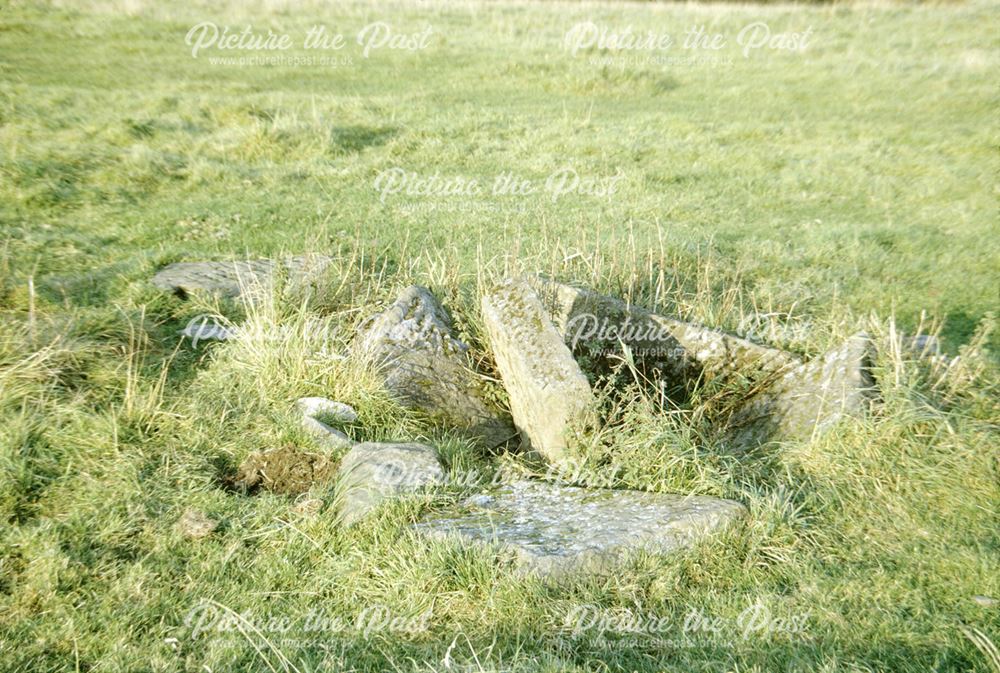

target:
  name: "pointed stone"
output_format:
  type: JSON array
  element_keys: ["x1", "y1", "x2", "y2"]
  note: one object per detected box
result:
[
  {"x1": 355, "y1": 286, "x2": 515, "y2": 449},
  {"x1": 416, "y1": 481, "x2": 745, "y2": 578},
  {"x1": 727, "y1": 333, "x2": 877, "y2": 450},
  {"x1": 481, "y1": 280, "x2": 598, "y2": 463}
]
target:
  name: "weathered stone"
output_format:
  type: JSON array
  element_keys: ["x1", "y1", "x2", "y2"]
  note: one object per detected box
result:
[
  {"x1": 727, "y1": 333, "x2": 877, "y2": 450},
  {"x1": 355, "y1": 286, "x2": 515, "y2": 449},
  {"x1": 301, "y1": 416, "x2": 353, "y2": 450},
  {"x1": 336, "y1": 442, "x2": 444, "y2": 525},
  {"x1": 481, "y1": 280, "x2": 598, "y2": 463},
  {"x1": 152, "y1": 255, "x2": 331, "y2": 299},
  {"x1": 176, "y1": 508, "x2": 218, "y2": 539},
  {"x1": 532, "y1": 278, "x2": 798, "y2": 398},
  {"x1": 234, "y1": 446, "x2": 335, "y2": 495},
  {"x1": 179, "y1": 315, "x2": 234, "y2": 344},
  {"x1": 415, "y1": 480, "x2": 745, "y2": 577},
  {"x1": 297, "y1": 397, "x2": 358, "y2": 424}
]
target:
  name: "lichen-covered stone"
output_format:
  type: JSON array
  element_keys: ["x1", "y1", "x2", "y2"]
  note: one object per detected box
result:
[
  {"x1": 727, "y1": 333, "x2": 877, "y2": 450},
  {"x1": 151, "y1": 255, "x2": 331, "y2": 299},
  {"x1": 336, "y1": 442, "x2": 444, "y2": 525},
  {"x1": 355, "y1": 286, "x2": 515, "y2": 449},
  {"x1": 481, "y1": 280, "x2": 598, "y2": 463},
  {"x1": 532, "y1": 278, "x2": 798, "y2": 397},
  {"x1": 415, "y1": 481, "x2": 745, "y2": 577}
]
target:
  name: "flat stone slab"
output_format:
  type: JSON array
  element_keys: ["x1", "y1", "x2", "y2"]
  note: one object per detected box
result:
[
  {"x1": 337, "y1": 442, "x2": 444, "y2": 525},
  {"x1": 355, "y1": 286, "x2": 515, "y2": 449},
  {"x1": 415, "y1": 481, "x2": 745, "y2": 577},
  {"x1": 152, "y1": 255, "x2": 331, "y2": 298},
  {"x1": 481, "y1": 280, "x2": 597, "y2": 463}
]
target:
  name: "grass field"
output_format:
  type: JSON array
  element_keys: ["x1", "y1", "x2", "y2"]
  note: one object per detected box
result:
[{"x1": 1, "y1": 0, "x2": 998, "y2": 671}]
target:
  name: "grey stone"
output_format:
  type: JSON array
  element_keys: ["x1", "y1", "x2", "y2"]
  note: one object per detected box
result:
[
  {"x1": 355, "y1": 286, "x2": 515, "y2": 449},
  {"x1": 152, "y1": 255, "x2": 331, "y2": 299},
  {"x1": 336, "y1": 442, "x2": 444, "y2": 525},
  {"x1": 481, "y1": 280, "x2": 598, "y2": 463},
  {"x1": 297, "y1": 397, "x2": 358, "y2": 424},
  {"x1": 415, "y1": 480, "x2": 745, "y2": 577},
  {"x1": 532, "y1": 278, "x2": 798, "y2": 398},
  {"x1": 301, "y1": 416, "x2": 353, "y2": 450},
  {"x1": 727, "y1": 333, "x2": 877, "y2": 450}
]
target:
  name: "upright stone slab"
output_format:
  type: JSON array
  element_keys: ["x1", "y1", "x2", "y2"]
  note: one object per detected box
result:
[
  {"x1": 481, "y1": 280, "x2": 598, "y2": 463},
  {"x1": 355, "y1": 286, "x2": 515, "y2": 449},
  {"x1": 416, "y1": 481, "x2": 746, "y2": 577},
  {"x1": 151, "y1": 255, "x2": 331, "y2": 299},
  {"x1": 336, "y1": 442, "x2": 444, "y2": 525},
  {"x1": 727, "y1": 333, "x2": 877, "y2": 450},
  {"x1": 532, "y1": 278, "x2": 798, "y2": 397}
]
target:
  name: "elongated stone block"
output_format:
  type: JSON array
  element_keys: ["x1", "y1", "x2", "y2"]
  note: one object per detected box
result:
[
  {"x1": 151, "y1": 255, "x2": 331, "y2": 299},
  {"x1": 481, "y1": 280, "x2": 598, "y2": 463}
]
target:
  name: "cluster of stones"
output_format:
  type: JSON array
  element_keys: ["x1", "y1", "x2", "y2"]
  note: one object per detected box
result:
[{"x1": 153, "y1": 260, "x2": 883, "y2": 577}]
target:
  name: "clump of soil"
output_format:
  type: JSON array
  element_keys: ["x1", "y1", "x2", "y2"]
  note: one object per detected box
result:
[{"x1": 233, "y1": 445, "x2": 335, "y2": 495}]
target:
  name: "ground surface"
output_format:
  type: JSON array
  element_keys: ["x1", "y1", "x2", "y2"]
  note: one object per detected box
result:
[{"x1": 0, "y1": 1, "x2": 998, "y2": 671}]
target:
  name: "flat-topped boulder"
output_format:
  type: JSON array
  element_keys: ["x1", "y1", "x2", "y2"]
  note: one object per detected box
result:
[
  {"x1": 354, "y1": 286, "x2": 515, "y2": 449},
  {"x1": 727, "y1": 333, "x2": 878, "y2": 450},
  {"x1": 336, "y1": 442, "x2": 444, "y2": 525},
  {"x1": 415, "y1": 481, "x2": 745, "y2": 577},
  {"x1": 152, "y1": 255, "x2": 331, "y2": 299},
  {"x1": 481, "y1": 280, "x2": 598, "y2": 463}
]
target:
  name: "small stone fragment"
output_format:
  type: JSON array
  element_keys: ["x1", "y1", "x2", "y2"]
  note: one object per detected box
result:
[
  {"x1": 151, "y1": 255, "x2": 331, "y2": 299},
  {"x1": 177, "y1": 509, "x2": 218, "y2": 540},
  {"x1": 355, "y1": 285, "x2": 515, "y2": 449},
  {"x1": 481, "y1": 279, "x2": 598, "y2": 463},
  {"x1": 336, "y1": 442, "x2": 444, "y2": 525},
  {"x1": 301, "y1": 416, "x2": 353, "y2": 450},
  {"x1": 297, "y1": 397, "x2": 358, "y2": 424},
  {"x1": 415, "y1": 480, "x2": 745, "y2": 577},
  {"x1": 727, "y1": 333, "x2": 878, "y2": 450}
]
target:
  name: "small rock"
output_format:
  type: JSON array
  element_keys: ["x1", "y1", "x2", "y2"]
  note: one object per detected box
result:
[
  {"x1": 481, "y1": 279, "x2": 598, "y2": 464},
  {"x1": 416, "y1": 481, "x2": 745, "y2": 577},
  {"x1": 354, "y1": 285, "x2": 515, "y2": 449},
  {"x1": 301, "y1": 416, "x2": 353, "y2": 450},
  {"x1": 972, "y1": 595, "x2": 998, "y2": 608},
  {"x1": 297, "y1": 397, "x2": 358, "y2": 424},
  {"x1": 234, "y1": 446, "x2": 335, "y2": 495},
  {"x1": 151, "y1": 255, "x2": 331, "y2": 299},
  {"x1": 336, "y1": 442, "x2": 444, "y2": 525},
  {"x1": 177, "y1": 509, "x2": 218, "y2": 539}
]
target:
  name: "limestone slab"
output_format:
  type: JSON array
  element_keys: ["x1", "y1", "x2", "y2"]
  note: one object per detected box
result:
[{"x1": 416, "y1": 481, "x2": 745, "y2": 577}]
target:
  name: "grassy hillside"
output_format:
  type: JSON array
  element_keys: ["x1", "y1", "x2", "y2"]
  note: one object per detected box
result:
[{"x1": 0, "y1": 1, "x2": 997, "y2": 671}]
